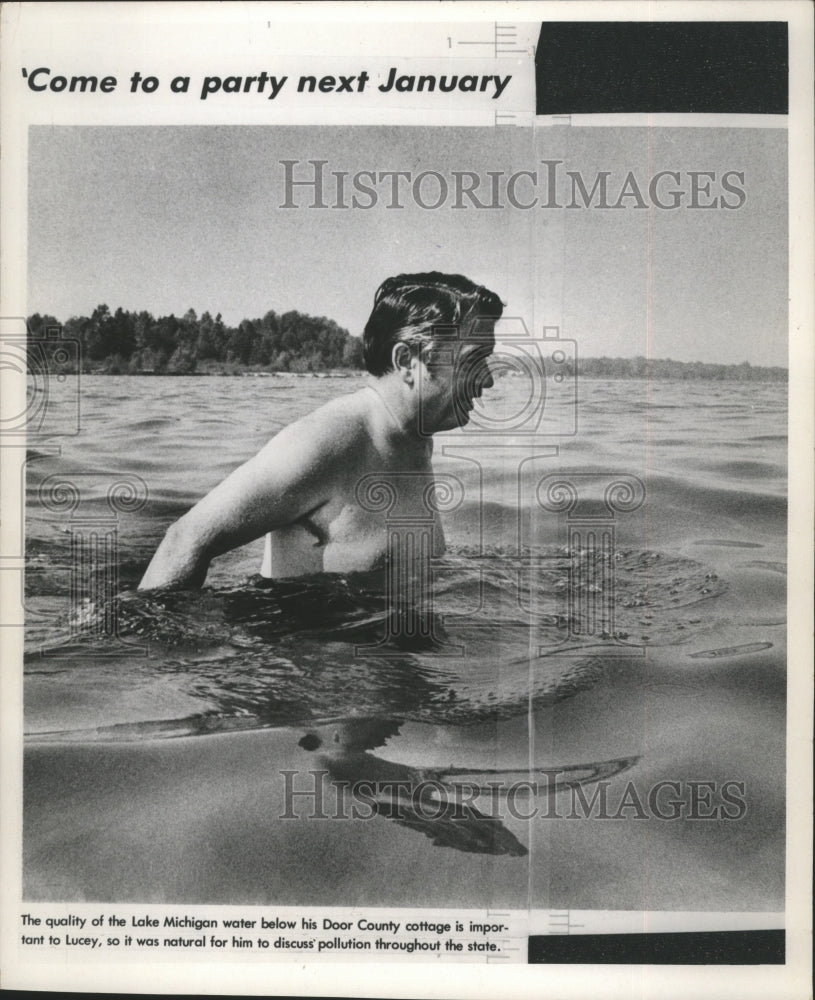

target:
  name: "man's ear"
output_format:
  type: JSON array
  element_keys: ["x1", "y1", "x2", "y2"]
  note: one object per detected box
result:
[{"x1": 391, "y1": 342, "x2": 414, "y2": 384}]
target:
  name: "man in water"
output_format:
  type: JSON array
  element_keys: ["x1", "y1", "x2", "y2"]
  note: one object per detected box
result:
[{"x1": 139, "y1": 272, "x2": 502, "y2": 590}]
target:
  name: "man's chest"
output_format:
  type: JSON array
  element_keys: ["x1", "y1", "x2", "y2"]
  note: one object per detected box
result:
[{"x1": 320, "y1": 461, "x2": 447, "y2": 565}]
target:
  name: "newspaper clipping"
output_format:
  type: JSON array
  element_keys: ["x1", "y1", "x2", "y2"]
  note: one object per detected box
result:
[{"x1": 1, "y1": 2, "x2": 812, "y2": 997}]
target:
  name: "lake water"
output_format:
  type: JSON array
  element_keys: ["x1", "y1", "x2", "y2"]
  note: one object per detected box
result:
[{"x1": 23, "y1": 375, "x2": 787, "y2": 910}]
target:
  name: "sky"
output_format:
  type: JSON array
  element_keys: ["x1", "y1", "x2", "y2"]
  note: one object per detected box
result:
[{"x1": 28, "y1": 124, "x2": 787, "y2": 366}]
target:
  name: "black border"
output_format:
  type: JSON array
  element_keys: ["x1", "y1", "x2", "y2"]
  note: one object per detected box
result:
[
  {"x1": 535, "y1": 22, "x2": 788, "y2": 115},
  {"x1": 528, "y1": 929, "x2": 785, "y2": 965}
]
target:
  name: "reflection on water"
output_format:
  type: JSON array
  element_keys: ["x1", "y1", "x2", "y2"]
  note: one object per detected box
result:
[{"x1": 294, "y1": 717, "x2": 639, "y2": 857}]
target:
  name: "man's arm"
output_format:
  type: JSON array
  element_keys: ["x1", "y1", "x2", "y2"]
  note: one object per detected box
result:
[{"x1": 138, "y1": 408, "x2": 351, "y2": 590}]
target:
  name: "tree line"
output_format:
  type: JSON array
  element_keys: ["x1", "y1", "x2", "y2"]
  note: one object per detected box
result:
[
  {"x1": 572, "y1": 356, "x2": 787, "y2": 382},
  {"x1": 26, "y1": 305, "x2": 363, "y2": 374},
  {"x1": 26, "y1": 307, "x2": 786, "y2": 381}
]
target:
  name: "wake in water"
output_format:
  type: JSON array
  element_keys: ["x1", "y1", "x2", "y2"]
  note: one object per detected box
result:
[{"x1": 26, "y1": 546, "x2": 728, "y2": 738}]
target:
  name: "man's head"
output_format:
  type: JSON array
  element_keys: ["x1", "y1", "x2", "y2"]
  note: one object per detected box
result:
[
  {"x1": 363, "y1": 273, "x2": 504, "y2": 432},
  {"x1": 363, "y1": 272, "x2": 503, "y2": 376}
]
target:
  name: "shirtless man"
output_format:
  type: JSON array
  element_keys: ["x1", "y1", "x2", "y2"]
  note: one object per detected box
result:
[{"x1": 138, "y1": 272, "x2": 502, "y2": 590}]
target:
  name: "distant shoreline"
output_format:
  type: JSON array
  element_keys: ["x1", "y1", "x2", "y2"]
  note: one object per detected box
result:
[
  {"x1": 102, "y1": 369, "x2": 366, "y2": 378},
  {"x1": 73, "y1": 365, "x2": 788, "y2": 383}
]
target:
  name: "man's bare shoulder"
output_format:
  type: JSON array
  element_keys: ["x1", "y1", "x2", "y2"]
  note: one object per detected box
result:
[{"x1": 265, "y1": 387, "x2": 375, "y2": 464}]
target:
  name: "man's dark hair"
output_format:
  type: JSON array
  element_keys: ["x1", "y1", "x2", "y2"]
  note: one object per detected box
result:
[{"x1": 362, "y1": 272, "x2": 504, "y2": 377}]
